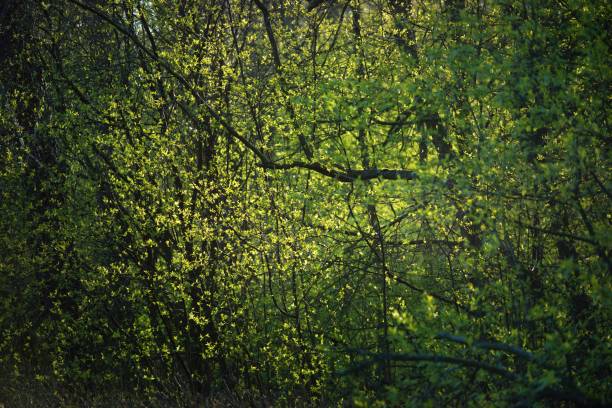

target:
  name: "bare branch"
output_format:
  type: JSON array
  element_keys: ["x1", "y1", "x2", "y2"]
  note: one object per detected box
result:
[
  {"x1": 306, "y1": 0, "x2": 328, "y2": 12},
  {"x1": 338, "y1": 352, "x2": 519, "y2": 380},
  {"x1": 434, "y1": 332, "x2": 536, "y2": 362}
]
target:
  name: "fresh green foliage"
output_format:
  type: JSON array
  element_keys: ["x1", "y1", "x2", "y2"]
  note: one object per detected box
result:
[{"x1": 0, "y1": 0, "x2": 610, "y2": 406}]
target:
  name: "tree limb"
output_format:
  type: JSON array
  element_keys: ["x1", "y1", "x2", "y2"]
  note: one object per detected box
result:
[
  {"x1": 306, "y1": 0, "x2": 328, "y2": 12},
  {"x1": 434, "y1": 332, "x2": 536, "y2": 362},
  {"x1": 337, "y1": 352, "x2": 519, "y2": 380}
]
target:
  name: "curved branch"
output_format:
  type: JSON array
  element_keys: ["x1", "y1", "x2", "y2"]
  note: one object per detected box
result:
[
  {"x1": 259, "y1": 161, "x2": 417, "y2": 182},
  {"x1": 306, "y1": 0, "x2": 328, "y2": 12},
  {"x1": 253, "y1": 0, "x2": 281, "y2": 68},
  {"x1": 338, "y1": 352, "x2": 519, "y2": 380},
  {"x1": 434, "y1": 332, "x2": 536, "y2": 362}
]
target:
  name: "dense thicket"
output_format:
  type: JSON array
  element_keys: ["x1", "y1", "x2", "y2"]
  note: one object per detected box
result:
[{"x1": 0, "y1": 0, "x2": 610, "y2": 406}]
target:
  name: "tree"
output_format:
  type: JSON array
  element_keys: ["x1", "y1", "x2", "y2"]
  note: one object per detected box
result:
[{"x1": 1, "y1": 0, "x2": 609, "y2": 406}]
